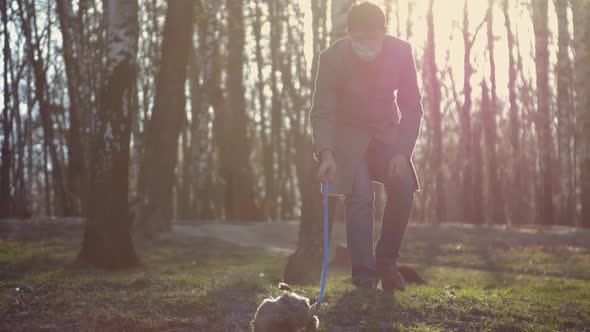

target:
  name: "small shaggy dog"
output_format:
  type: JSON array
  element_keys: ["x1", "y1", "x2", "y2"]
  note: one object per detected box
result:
[{"x1": 251, "y1": 283, "x2": 319, "y2": 332}]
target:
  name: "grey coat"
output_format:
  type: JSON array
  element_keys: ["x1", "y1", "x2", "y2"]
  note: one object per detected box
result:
[{"x1": 309, "y1": 35, "x2": 423, "y2": 196}]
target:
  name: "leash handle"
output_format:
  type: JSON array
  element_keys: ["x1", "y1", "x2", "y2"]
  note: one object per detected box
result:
[{"x1": 316, "y1": 180, "x2": 329, "y2": 305}]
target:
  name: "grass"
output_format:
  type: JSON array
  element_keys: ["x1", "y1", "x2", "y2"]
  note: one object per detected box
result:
[{"x1": 1, "y1": 223, "x2": 590, "y2": 331}]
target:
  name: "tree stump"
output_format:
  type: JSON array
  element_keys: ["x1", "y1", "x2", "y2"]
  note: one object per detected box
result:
[{"x1": 284, "y1": 154, "x2": 338, "y2": 284}]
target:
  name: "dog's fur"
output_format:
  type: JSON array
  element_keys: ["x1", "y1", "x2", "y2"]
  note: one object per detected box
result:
[{"x1": 251, "y1": 283, "x2": 319, "y2": 332}]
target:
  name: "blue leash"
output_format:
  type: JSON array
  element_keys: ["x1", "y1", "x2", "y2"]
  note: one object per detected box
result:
[{"x1": 315, "y1": 180, "x2": 329, "y2": 306}]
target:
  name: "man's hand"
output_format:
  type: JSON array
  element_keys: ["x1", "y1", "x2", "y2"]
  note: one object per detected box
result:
[
  {"x1": 388, "y1": 153, "x2": 410, "y2": 179},
  {"x1": 317, "y1": 150, "x2": 336, "y2": 182}
]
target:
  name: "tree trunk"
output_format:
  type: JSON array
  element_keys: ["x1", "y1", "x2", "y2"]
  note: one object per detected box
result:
[
  {"x1": 473, "y1": 95, "x2": 485, "y2": 223},
  {"x1": 503, "y1": 0, "x2": 525, "y2": 225},
  {"x1": 56, "y1": 0, "x2": 89, "y2": 216},
  {"x1": 1, "y1": 0, "x2": 12, "y2": 218},
  {"x1": 223, "y1": 0, "x2": 261, "y2": 221},
  {"x1": 460, "y1": 0, "x2": 474, "y2": 224},
  {"x1": 77, "y1": 0, "x2": 139, "y2": 269},
  {"x1": 386, "y1": 0, "x2": 402, "y2": 37},
  {"x1": 330, "y1": 0, "x2": 354, "y2": 43},
  {"x1": 12, "y1": 70, "x2": 30, "y2": 218},
  {"x1": 268, "y1": 0, "x2": 281, "y2": 221},
  {"x1": 310, "y1": 0, "x2": 329, "y2": 77},
  {"x1": 426, "y1": 0, "x2": 446, "y2": 223},
  {"x1": 406, "y1": 1, "x2": 415, "y2": 40},
  {"x1": 283, "y1": 0, "x2": 348, "y2": 284},
  {"x1": 532, "y1": 0, "x2": 555, "y2": 225},
  {"x1": 284, "y1": 152, "x2": 338, "y2": 284},
  {"x1": 138, "y1": 0, "x2": 194, "y2": 235},
  {"x1": 191, "y1": 0, "x2": 218, "y2": 220},
  {"x1": 17, "y1": 0, "x2": 71, "y2": 216},
  {"x1": 572, "y1": 0, "x2": 590, "y2": 227},
  {"x1": 178, "y1": 129, "x2": 191, "y2": 219},
  {"x1": 556, "y1": 0, "x2": 574, "y2": 225},
  {"x1": 253, "y1": 0, "x2": 272, "y2": 221},
  {"x1": 486, "y1": 0, "x2": 505, "y2": 224}
]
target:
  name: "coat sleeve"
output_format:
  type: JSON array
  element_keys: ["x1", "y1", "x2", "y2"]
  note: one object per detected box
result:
[
  {"x1": 394, "y1": 43, "x2": 424, "y2": 160},
  {"x1": 309, "y1": 51, "x2": 337, "y2": 163}
]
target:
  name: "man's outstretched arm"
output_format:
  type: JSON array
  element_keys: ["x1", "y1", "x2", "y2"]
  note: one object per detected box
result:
[
  {"x1": 394, "y1": 43, "x2": 424, "y2": 160},
  {"x1": 309, "y1": 51, "x2": 337, "y2": 163}
]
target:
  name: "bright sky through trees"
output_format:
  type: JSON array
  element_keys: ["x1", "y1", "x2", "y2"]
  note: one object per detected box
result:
[{"x1": 299, "y1": 0, "x2": 561, "y2": 111}]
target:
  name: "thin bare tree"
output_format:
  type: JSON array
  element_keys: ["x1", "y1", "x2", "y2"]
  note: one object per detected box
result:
[
  {"x1": 572, "y1": 0, "x2": 590, "y2": 227},
  {"x1": 532, "y1": 0, "x2": 555, "y2": 225},
  {"x1": 556, "y1": 0, "x2": 574, "y2": 225},
  {"x1": 425, "y1": 0, "x2": 445, "y2": 222},
  {"x1": 485, "y1": 0, "x2": 506, "y2": 224},
  {"x1": 137, "y1": 0, "x2": 194, "y2": 235}
]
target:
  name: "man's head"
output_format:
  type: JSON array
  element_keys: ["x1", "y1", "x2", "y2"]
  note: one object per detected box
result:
[{"x1": 346, "y1": 1, "x2": 387, "y2": 62}]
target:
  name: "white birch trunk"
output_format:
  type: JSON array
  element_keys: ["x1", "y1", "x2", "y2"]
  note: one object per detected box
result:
[{"x1": 78, "y1": 0, "x2": 139, "y2": 269}]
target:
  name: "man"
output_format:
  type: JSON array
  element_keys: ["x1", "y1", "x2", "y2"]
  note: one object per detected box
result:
[{"x1": 309, "y1": 1, "x2": 423, "y2": 291}]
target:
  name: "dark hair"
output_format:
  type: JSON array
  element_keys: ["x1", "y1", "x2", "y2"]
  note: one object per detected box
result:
[{"x1": 346, "y1": 1, "x2": 386, "y2": 34}]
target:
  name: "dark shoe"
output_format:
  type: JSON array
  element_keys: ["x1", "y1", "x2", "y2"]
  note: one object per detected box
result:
[
  {"x1": 376, "y1": 262, "x2": 406, "y2": 292},
  {"x1": 356, "y1": 279, "x2": 376, "y2": 289}
]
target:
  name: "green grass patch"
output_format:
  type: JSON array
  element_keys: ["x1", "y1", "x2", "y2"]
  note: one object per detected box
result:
[{"x1": 1, "y1": 226, "x2": 590, "y2": 331}]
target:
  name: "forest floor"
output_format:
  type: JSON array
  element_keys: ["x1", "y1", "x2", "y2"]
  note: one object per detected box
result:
[{"x1": 1, "y1": 219, "x2": 590, "y2": 331}]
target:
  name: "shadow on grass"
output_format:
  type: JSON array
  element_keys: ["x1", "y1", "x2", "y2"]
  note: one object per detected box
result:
[
  {"x1": 398, "y1": 224, "x2": 590, "y2": 281},
  {"x1": 322, "y1": 285, "x2": 540, "y2": 332}
]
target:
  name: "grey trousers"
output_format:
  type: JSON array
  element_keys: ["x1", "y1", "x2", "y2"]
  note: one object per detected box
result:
[{"x1": 344, "y1": 137, "x2": 416, "y2": 286}]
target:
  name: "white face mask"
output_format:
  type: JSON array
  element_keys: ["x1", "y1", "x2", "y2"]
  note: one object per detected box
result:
[{"x1": 351, "y1": 39, "x2": 382, "y2": 62}]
